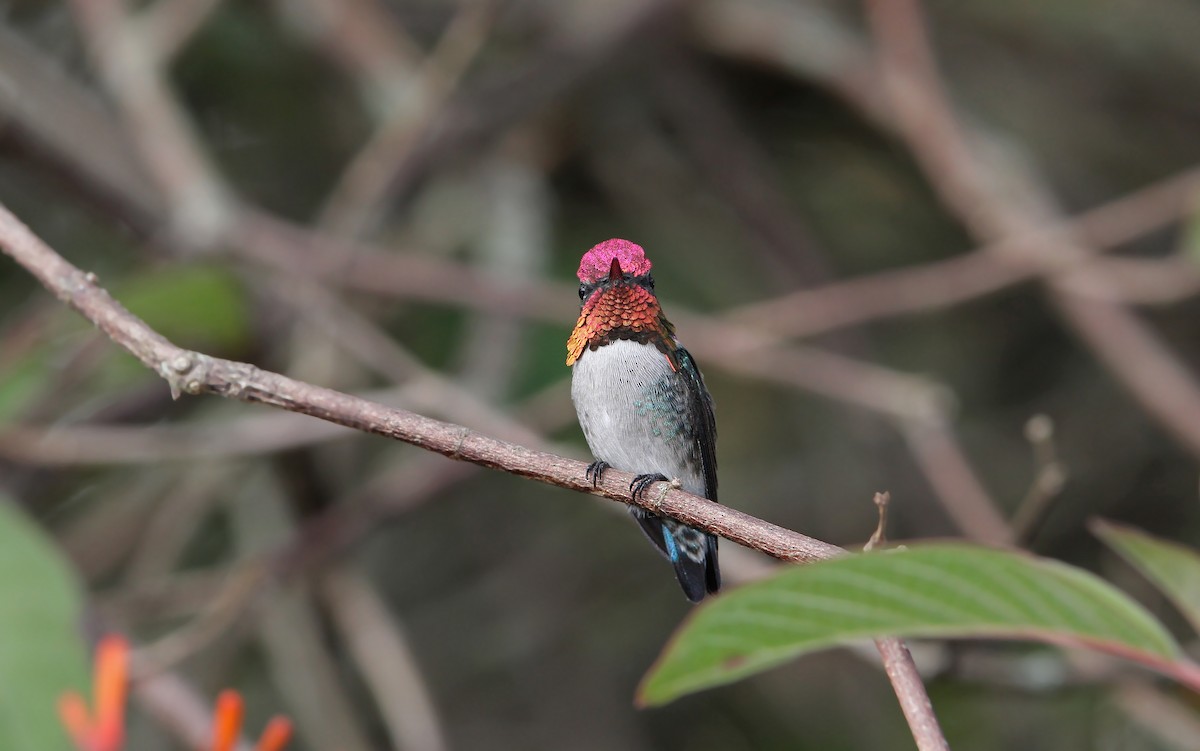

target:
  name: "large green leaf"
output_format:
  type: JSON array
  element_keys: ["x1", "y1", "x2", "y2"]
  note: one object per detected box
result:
[
  {"x1": 1093, "y1": 519, "x2": 1200, "y2": 636},
  {"x1": 639, "y1": 544, "x2": 1180, "y2": 706},
  {"x1": 0, "y1": 498, "x2": 90, "y2": 750}
]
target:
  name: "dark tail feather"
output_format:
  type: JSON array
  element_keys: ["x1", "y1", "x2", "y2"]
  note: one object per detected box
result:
[
  {"x1": 705, "y1": 533, "x2": 721, "y2": 594},
  {"x1": 670, "y1": 546, "x2": 711, "y2": 603},
  {"x1": 630, "y1": 508, "x2": 720, "y2": 602}
]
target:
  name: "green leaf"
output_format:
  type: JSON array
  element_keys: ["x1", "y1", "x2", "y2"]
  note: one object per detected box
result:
[
  {"x1": 115, "y1": 264, "x2": 249, "y2": 351},
  {"x1": 0, "y1": 498, "x2": 90, "y2": 750},
  {"x1": 0, "y1": 353, "x2": 49, "y2": 422},
  {"x1": 1092, "y1": 519, "x2": 1200, "y2": 636},
  {"x1": 639, "y1": 544, "x2": 1180, "y2": 706}
]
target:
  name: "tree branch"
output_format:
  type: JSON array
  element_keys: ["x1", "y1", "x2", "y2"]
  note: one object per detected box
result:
[
  {"x1": 863, "y1": 0, "x2": 1200, "y2": 462},
  {"x1": 0, "y1": 200, "x2": 947, "y2": 749}
]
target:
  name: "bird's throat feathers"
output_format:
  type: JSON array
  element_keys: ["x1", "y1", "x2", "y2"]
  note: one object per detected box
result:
[{"x1": 566, "y1": 285, "x2": 676, "y2": 366}]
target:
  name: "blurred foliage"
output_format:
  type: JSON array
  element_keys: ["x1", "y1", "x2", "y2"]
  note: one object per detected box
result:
[
  {"x1": 114, "y1": 264, "x2": 250, "y2": 352},
  {"x1": 0, "y1": 496, "x2": 89, "y2": 751},
  {"x1": 1093, "y1": 520, "x2": 1200, "y2": 636},
  {"x1": 0, "y1": 0, "x2": 1198, "y2": 749}
]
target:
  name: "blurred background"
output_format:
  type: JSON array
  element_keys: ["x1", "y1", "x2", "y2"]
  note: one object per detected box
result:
[{"x1": 3, "y1": 0, "x2": 1200, "y2": 748}]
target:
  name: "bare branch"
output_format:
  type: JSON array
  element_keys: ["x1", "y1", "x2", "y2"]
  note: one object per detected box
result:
[
  {"x1": 901, "y1": 422, "x2": 1013, "y2": 545},
  {"x1": 321, "y1": 566, "x2": 449, "y2": 751},
  {"x1": 876, "y1": 639, "x2": 950, "y2": 751},
  {"x1": 316, "y1": 0, "x2": 499, "y2": 237},
  {"x1": 134, "y1": 0, "x2": 226, "y2": 62},
  {"x1": 863, "y1": 0, "x2": 1200, "y2": 461},
  {"x1": 69, "y1": 0, "x2": 234, "y2": 246},
  {"x1": 731, "y1": 166, "x2": 1200, "y2": 337}
]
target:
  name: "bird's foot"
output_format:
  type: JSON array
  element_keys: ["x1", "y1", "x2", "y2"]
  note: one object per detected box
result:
[
  {"x1": 585, "y1": 460, "x2": 610, "y2": 488},
  {"x1": 630, "y1": 472, "x2": 670, "y2": 501}
]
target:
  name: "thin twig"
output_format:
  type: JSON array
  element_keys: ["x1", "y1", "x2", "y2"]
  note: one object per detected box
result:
[
  {"x1": 1010, "y1": 415, "x2": 1068, "y2": 543},
  {"x1": 864, "y1": 491, "x2": 891, "y2": 552}
]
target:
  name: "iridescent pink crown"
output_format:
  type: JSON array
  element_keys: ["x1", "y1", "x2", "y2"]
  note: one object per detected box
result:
[{"x1": 577, "y1": 239, "x2": 652, "y2": 283}]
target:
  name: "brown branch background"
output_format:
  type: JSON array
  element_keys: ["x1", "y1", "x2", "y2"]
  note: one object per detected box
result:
[{"x1": 2, "y1": 0, "x2": 1200, "y2": 749}]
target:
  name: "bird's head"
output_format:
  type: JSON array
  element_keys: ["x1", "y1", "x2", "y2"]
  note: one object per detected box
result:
[{"x1": 567, "y1": 239, "x2": 672, "y2": 365}]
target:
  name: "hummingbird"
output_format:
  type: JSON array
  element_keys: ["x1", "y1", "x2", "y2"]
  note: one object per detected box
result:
[{"x1": 567, "y1": 238, "x2": 720, "y2": 602}]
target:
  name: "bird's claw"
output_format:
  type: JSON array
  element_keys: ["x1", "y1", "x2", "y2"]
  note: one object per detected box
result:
[
  {"x1": 585, "y1": 460, "x2": 610, "y2": 488},
  {"x1": 630, "y1": 472, "x2": 670, "y2": 500}
]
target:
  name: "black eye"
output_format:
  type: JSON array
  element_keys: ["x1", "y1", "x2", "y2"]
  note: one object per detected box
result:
[
  {"x1": 579, "y1": 284, "x2": 587, "y2": 300},
  {"x1": 645, "y1": 274, "x2": 655, "y2": 290}
]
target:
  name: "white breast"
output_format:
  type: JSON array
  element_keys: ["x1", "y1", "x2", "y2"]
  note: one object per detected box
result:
[{"x1": 570, "y1": 339, "x2": 705, "y2": 496}]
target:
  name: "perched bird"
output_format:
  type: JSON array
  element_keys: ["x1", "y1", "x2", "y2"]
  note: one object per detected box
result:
[{"x1": 567, "y1": 239, "x2": 720, "y2": 602}]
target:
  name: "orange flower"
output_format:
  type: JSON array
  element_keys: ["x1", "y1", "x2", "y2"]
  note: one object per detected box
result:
[
  {"x1": 58, "y1": 635, "x2": 130, "y2": 751},
  {"x1": 211, "y1": 689, "x2": 294, "y2": 751},
  {"x1": 211, "y1": 691, "x2": 244, "y2": 751},
  {"x1": 256, "y1": 717, "x2": 294, "y2": 751},
  {"x1": 60, "y1": 634, "x2": 293, "y2": 751}
]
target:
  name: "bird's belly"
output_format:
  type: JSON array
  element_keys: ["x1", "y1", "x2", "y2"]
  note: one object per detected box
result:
[{"x1": 571, "y1": 339, "x2": 704, "y2": 496}]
